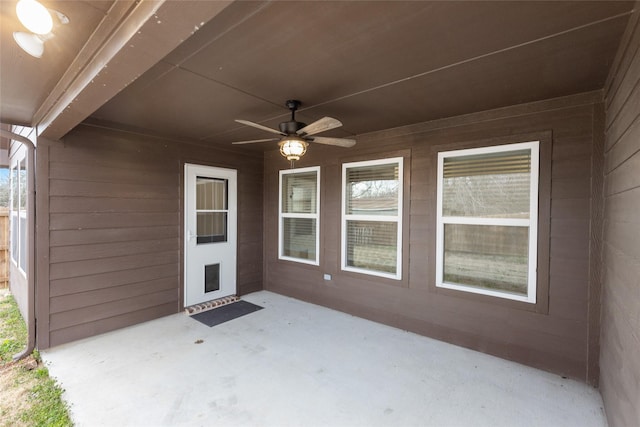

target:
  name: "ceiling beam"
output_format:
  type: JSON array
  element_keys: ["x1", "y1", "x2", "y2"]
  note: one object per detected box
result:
[{"x1": 37, "y1": 0, "x2": 233, "y2": 140}]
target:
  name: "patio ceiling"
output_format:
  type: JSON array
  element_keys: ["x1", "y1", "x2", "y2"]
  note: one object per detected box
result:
[{"x1": 0, "y1": 1, "x2": 635, "y2": 149}]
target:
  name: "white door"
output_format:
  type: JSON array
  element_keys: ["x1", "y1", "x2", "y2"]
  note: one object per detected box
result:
[{"x1": 184, "y1": 164, "x2": 237, "y2": 307}]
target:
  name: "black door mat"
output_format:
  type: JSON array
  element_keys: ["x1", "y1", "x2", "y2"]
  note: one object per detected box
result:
[{"x1": 190, "y1": 300, "x2": 263, "y2": 327}]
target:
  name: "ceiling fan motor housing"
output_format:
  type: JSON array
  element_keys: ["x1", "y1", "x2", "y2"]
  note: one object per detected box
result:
[{"x1": 279, "y1": 120, "x2": 307, "y2": 134}]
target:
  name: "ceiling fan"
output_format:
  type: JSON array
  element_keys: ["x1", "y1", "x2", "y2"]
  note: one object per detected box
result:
[{"x1": 232, "y1": 100, "x2": 356, "y2": 163}]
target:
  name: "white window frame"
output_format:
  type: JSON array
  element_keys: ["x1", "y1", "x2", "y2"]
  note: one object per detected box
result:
[
  {"x1": 436, "y1": 141, "x2": 539, "y2": 303},
  {"x1": 278, "y1": 166, "x2": 320, "y2": 266},
  {"x1": 9, "y1": 151, "x2": 27, "y2": 277},
  {"x1": 10, "y1": 162, "x2": 18, "y2": 265},
  {"x1": 341, "y1": 157, "x2": 403, "y2": 280}
]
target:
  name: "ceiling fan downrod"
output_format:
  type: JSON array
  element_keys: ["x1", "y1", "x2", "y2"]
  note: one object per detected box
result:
[
  {"x1": 286, "y1": 99, "x2": 301, "y2": 120},
  {"x1": 280, "y1": 99, "x2": 306, "y2": 135}
]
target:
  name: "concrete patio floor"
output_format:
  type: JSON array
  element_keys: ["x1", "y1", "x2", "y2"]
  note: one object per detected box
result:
[{"x1": 42, "y1": 291, "x2": 607, "y2": 427}]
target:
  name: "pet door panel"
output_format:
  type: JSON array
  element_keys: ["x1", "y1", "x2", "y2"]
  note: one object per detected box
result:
[{"x1": 204, "y1": 264, "x2": 220, "y2": 293}]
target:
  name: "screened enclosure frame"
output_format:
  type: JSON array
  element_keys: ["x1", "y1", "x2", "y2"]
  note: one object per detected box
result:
[{"x1": 435, "y1": 141, "x2": 540, "y2": 303}]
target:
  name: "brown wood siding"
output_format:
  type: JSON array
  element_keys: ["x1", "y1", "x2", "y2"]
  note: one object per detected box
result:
[
  {"x1": 42, "y1": 125, "x2": 263, "y2": 348},
  {"x1": 601, "y1": 3, "x2": 640, "y2": 426},
  {"x1": 264, "y1": 92, "x2": 604, "y2": 382}
]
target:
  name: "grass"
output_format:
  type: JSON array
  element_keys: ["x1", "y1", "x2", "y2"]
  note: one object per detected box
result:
[
  {"x1": 0, "y1": 293, "x2": 27, "y2": 362},
  {"x1": 0, "y1": 290, "x2": 73, "y2": 427}
]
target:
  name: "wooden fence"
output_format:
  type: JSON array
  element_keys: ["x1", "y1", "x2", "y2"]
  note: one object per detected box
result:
[{"x1": 0, "y1": 209, "x2": 8, "y2": 288}]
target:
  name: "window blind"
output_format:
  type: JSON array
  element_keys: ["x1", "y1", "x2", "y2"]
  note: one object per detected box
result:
[
  {"x1": 282, "y1": 171, "x2": 317, "y2": 214},
  {"x1": 442, "y1": 149, "x2": 532, "y2": 218},
  {"x1": 443, "y1": 149, "x2": 530, "y2": 178},
  {"x1": 346, "y1": 163, "x2": 399, "y2": 216}
]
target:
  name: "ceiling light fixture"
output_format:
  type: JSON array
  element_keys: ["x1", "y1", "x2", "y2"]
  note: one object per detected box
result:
[
  {"x1": 13, "y1": 0, "x2": 69, "y2": 58},
  {"x1": 279, "y1": 136, "x2": 308, "y2": 167},
  {"x1": 12, "y1": 31, "x2": 52, "y2": 58},
  {"x1": 16, "y1": 0, "x2": 53, "y2": 35}
]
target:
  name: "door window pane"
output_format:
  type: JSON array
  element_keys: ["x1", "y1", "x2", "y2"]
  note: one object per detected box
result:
[
  {"x1": 196, "y1": 177, "x2": 227, "y2": 244},
  {"x1": 197, "y1": 212, "x2": 227, "y2": 244},
  {"x1": 197, "y1": 177, "x2": 226, "y2": 210}
]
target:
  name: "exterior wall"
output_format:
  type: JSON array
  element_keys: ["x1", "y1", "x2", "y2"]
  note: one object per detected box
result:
[
  {"x1": 264, "y1": 92, "x2": 604, "y2": 383},
  {"x1": 37, "y1": 125, "x2": 263, "y2": 348},
  {"x1": 601, "y1": 3, "x2": 640, "y2": 426}
]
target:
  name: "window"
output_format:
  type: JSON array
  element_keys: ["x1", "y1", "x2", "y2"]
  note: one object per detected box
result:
[
  {"x1": 342, "y1": 158, "x2": 403, "y2": 279},
  {"x1": 279, "y1": 166, "x2": 320, "y2": 265},
  {"x1": 18, "y1": 159, "x2": 26, "y2": 272},
  {"x1": 10, "y1": 155, "x2": 27, "y2": 276},
  {"x1": 10, "y1": 164, "x2": 18, "y2": 264},
  {"x1": 436, "y1": 141, "x2": 539, "y2": 303}
]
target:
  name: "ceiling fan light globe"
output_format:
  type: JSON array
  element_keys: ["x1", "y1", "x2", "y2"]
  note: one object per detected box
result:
[
  {"x1": 279, "y1": 138, "x2": 308, "y2": 161},
  {"x1": 16, "y1": 0, "x2": 53, "y2": 35},
  {"x1": 13, "y1": 31, "x2": 44, "y2": 58}
]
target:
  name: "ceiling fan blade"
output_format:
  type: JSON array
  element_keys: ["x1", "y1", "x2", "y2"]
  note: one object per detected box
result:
[
  {"x1": 309, "y1": 136, "x2": 356, "y2": 148},
  {"x1": 231, "y1": 138, "x2": 278, "y2": 145},
  {"x1": 297, "y1": 117, "x2": 342, "y2": 136},
  {"x1": 235, "y1": 119, "x2": 285, "y2": 136}
]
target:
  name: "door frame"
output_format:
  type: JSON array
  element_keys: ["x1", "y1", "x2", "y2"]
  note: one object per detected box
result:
[{"x1": 183, "y1": 163, "x2": 238, "y2": 307}]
